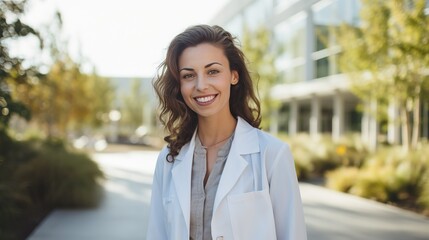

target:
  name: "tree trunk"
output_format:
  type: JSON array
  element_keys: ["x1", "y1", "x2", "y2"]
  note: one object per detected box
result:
[
  {"x1": 400, "y1": 105, "x2": 410, "y2": 152},
  {"x1": 411, "y1": 96, "x2": 421, "y2": 149}
]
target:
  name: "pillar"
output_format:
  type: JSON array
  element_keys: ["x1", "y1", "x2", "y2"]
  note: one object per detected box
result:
[
  {"x1": 361, "y1": 101, "x2": 370, "y2": 144},
  {"x1": 387, "y1": 98, "x2": 400, "y2": 144},
  {"x1": 289, "y1": 100, "x2": 299, "y2": 136},
  {"x1": 423, "y1": 101, "x2": 428, "y2": 140},
  {"x1": 368, "y1": 99, "x2": 378, "y2": 151},
  {"x1": 332, "y1": 92, "x2": 344, "y2": 142},
  {"x1": 270, "y1": 107, "x2": 279, "y2": 135},
  {"x1": 310, "y1": 96, "x2": 321, "y2": 139}
]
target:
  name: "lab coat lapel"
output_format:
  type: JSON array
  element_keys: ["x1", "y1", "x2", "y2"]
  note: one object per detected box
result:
[
  {"x1": 213, "y1": 117, "x2": 260, "y2": 212},
  {"x1": 171, "y1": 130, "x2": 197, "y2": 233}
]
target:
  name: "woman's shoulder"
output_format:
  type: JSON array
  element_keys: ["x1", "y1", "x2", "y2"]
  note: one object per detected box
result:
[
  {"x1": 256, "y1": 129, "x2": 290, "y2": 151},
  {"x1": 237, "y1": 117, "x2": 291, "y2": 154},
  {"x1": 154, "y1": 146, "x2": 171, "y2": 168},
  {"x1": 155, "y1": 145, "x2": 168, "y2": 159},
  {"x1": 255, "y1": 130, "x2": 295, "y2": 176}
]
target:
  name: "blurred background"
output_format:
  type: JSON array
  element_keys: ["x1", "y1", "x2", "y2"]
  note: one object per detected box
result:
[{"x1": 1, "y1": 0, "x2": 429, "y2": 239}]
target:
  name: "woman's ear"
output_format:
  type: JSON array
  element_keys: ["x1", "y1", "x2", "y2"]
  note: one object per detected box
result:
[{"x1": 231, "y1": 70, "x2": 239, "y2": 85}]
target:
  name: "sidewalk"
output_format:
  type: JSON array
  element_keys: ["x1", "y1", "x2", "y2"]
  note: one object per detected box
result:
[
  {"x1": 27, "y1": 150, "x2": 158, "y2": 240},
  {"x1": 28, "y1": 150, "x2": 429, "y2": 240},
  {"x1": 300, "y1": 183, "x2": 429, "y2": 240}
]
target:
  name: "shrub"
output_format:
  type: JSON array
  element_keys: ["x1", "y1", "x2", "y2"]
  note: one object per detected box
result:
[
  {"x1": 349, "y1": 165, "x2": 395, "y2": 203},
  {"x1": 364, "y1": 147, "x2": 428, "y2": 206},
  {"x1": 0, "y1": 135, "x2": 104, "y2": 239},
  {"x1": 326, "y1": 145, "x2": 429, "y2": 215},
  {"x1": 0, "y1": 181, "x2": 32, "y2": 239},
  {"x1": 280, "y1": 133, "x2": 368, "y2": 180},
  {"x1": 283, "y1": 134, "x2": 335, "y2": 180},
  {"x1": 13, "y1": 140, "x2": 104, "y2": 208},
  {"x1": 326, "y1": 167, "x2": 359, "y2": 192},
  {"x1": 417, "y1": 176, "x2": 429, "y2": 216}
]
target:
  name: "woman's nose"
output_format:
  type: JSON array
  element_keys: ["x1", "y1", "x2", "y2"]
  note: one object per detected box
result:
[{"x1": 196, "y1": 75, "x2": 209, "y2": 91}]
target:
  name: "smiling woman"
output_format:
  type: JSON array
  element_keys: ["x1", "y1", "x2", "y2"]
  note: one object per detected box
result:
[
  {"x1": 147, "y1": 25, "x2": 307, "y2": 240},
  {"x1": 178, "y1": 43, "x2": 238, "y2": 120}
]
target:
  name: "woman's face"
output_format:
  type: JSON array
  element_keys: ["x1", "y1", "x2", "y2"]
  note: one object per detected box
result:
[{"x1": 178, "y1": 43, "x2": 238, "y2": 120}]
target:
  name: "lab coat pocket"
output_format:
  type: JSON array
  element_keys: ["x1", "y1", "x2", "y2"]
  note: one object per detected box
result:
[{"x1": 227, "y1": 189, "x2": 276, "y2": 240}]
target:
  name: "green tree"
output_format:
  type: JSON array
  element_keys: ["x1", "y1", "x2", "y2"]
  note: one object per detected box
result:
[
  {"x1": 10, "y1": 56, "x2": 115, "y2": 137},
  {"x1": 86, "y1": 74, "x2": 115, "y2": 128},
  {"x1": 0, "y1": 0, "x2": 41, "y2": 130},
  {"x1": 242, "y1": 26, "x2": 279, "y2": 131},
  {"x1": 7, "y1": 11, "x2": 115, "y2": 138},
  {"x1": 337, "y1": 0, "x2": 429, "y2": 150}
]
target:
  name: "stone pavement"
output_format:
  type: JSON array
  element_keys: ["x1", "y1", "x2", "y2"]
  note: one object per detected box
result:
[{"x1": 27, "y1": 149, "x2": 429, "y2": 240}]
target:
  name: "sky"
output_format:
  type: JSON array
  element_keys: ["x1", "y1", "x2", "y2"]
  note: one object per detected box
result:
[{"x1": 20, "y1": 0, "x2": 229, "y2": 78}]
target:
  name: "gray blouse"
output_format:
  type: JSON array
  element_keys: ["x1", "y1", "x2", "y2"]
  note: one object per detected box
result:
[{"x1": 189, "y1": 135, "x2": 234, "y2": 240}]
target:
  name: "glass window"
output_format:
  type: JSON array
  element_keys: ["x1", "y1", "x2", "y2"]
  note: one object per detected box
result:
[
  {"x1": 313, "y1": 0, "x2": 360, "y2": 51},
  {"x1": 321, "y1": 108, "x2": 333, "y2": 132},
  {"x1": 315, "y1": 57, "x2": 329, "y2": 78},
  {"x1": 243, "y1": 0, "x2": 267, "y2": 30},
  {"x1": 274, "y1": 12, "x2": 306, "y2": 83},
  {"x1": 278, "y1": 12, "x2": 306, "y2": 59},
  {"x1": 348, "y1": 109, "x2": 362, "y2": 132},
  {"x1": 312, "y1": 0, "x2": 360, "y2": 79},
  {"x1": 278, "y1": 103, "x2": 289, "y2": 132},
  {"x1": 315, "y1": 25, "x2": 330, "y2": 52},
  {"x1": 313, "y1": 0, "x2": 360, "y2": 27},
  {"x1": 313, "y1": 0, "x2": 336, "y2": 51}
]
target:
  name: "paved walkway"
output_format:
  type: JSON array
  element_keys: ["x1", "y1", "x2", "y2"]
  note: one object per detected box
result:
[
  {"x1": 301, "y1": 183, "x2": 429, "y2": 240},
  {"x1": 28, "y1": 150, "x2": 429, "y2": 240}
]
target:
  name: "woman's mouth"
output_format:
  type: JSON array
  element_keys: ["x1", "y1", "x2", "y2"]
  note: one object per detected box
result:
[{"x1": 194, "y1": 94, "x2": 217, "y2": 105}]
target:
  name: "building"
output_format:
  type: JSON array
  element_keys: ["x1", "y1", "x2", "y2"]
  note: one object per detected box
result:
[
  {"x1": 210, "y1": 0, "x2": 429, "y2": 149},
  {"x1": 109, "y1": 77, "x2": 158, "y2": 136}
]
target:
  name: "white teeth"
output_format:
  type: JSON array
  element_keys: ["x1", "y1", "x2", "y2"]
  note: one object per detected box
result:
[{"x1": 195, "y1": 95, "x2": 215, "y2": 103}]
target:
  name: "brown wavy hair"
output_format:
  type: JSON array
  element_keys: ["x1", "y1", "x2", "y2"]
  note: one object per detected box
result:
[{"x1": 153, "y1": 25, "x2": 261, "y2": 162}]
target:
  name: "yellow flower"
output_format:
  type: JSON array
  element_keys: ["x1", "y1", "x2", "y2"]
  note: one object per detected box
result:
[{"x1": 336, "y1": 145, "x2": 347, "y2": 156}]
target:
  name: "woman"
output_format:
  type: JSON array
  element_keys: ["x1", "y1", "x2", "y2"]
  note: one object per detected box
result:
[{"x1": 147, "y1": 25, "x2": 307, "y2": 240}]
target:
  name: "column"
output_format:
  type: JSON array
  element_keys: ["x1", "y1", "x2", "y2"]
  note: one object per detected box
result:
[
  {"x1": 368, "y1": 99, "x2": 378, "y2": 151},
  {"x1": 423, "y1": 101, "x2": 428, "y2": 140},
  {"x1": 361, "y1": 101, "x2": 370, "y2": 144},
  {"x1": 332, "y1": 92, "x2": 344, "y2": 142},
  {"x1": 289, "y1": 100, "x2": 299, "y2": 136},
  {"x1": 310, "y1": 96, "x2": 321, "y2": 139},
  {"x1": 387, "y1": 98, "x2": 400, "y2": 144},
  {"x1": 270, "y1": 107, "x2": 279, "y2": 135}
]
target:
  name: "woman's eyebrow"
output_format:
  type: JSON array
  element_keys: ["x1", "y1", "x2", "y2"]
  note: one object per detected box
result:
[
  {"x1": 179, "y1": 67, "x2": 193, "y2": 72},
  {"x1": 205, "y1": 62, "x2": 222, "y2": 68},
  {"x1": 179, "y1": 62, "x2": 222, "y2": 72}
]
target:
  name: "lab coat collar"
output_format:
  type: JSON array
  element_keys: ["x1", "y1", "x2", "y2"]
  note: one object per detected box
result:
[
  {"x1": 171, "y1": 130, "x2": 196, "y2": 233},
  {"x1": 232, "y1": 117, "x2": 260, "y2": 154},
  {"x1": 213, "y1": 117, "x2": 259, "y2": 212}
]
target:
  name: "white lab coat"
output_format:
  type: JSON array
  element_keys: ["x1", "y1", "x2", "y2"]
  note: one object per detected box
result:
[{"x1": 147, "y1": 117, "x2": 307, "y2": 240}]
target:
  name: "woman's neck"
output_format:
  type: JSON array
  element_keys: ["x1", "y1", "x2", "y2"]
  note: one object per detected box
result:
[{"x1": 197, "y1": 115, "x2": 237, "y2": 148}]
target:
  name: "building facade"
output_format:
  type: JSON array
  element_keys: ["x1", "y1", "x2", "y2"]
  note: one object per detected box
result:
[{"x1": 210, "y1": 0, "x2": 429, "y2": 148}]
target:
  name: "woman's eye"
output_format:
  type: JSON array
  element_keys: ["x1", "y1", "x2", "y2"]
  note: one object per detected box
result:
[
  {"x1": 208, "y1": 69, "x2": 219, "y2": 75},
  {"x1": 182, "y1": 74, "x2": 194, "y2": 79}
]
